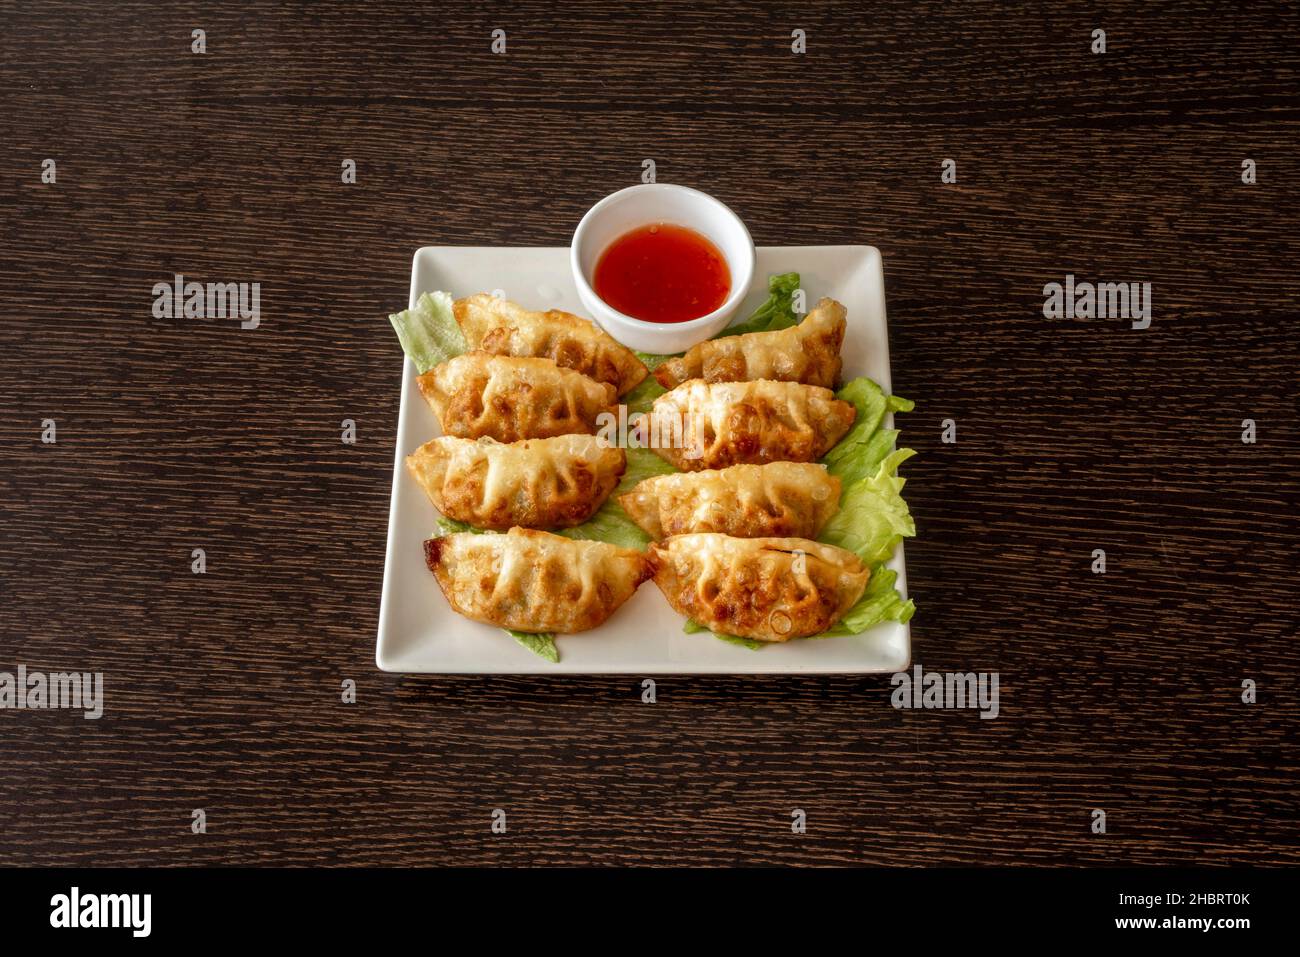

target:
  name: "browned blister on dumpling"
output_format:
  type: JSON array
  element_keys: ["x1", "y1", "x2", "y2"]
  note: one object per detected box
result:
[
  {"x1": 645, "y1": 379, "x2": 855, "y2": 471},
  {"x1": 455, "y1": 294, "x2": 647, "y2": 396},
  {"x1": 424, "y1": 527, "x2": 651, "y2": 633},
  {"x1": 619, "y1": 462, "x2": 841, "y2": 540},
  {"x1": 407, "y1": 435, "x2": 626, "y2": 530},
  {"x1": 417, "y1": 352, "x2": 616, "y2": 442},
  {"x1": 654, "y1": 298, "x2": 846, "y2": 389},
  {"x1": 649, "y1": 534, "x2": 869, "y2": 641}
]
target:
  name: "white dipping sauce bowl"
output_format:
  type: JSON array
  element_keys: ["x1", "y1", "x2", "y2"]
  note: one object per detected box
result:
[{"x1": 570, "y1": 183, "x2": 756, "y2": 354}]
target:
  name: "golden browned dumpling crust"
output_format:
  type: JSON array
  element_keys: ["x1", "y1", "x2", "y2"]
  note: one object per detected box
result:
[
  {"x1": 654, "y1": 298, "x2": 846, "y2": 389},
  {"x1": 408, "y1": 435, "x2": 626, "y2": 530},
  {"x1": 646, "y1": 378, "x2": 855, "y2": 471},
  {"x1": 455, "y1": 294, "x2": 648, "y2": 396},
  {"x1": 619, "y1": 462, "x2": 840, "y2": 540},
  {"x1": 424, "y1": 527, "x2": 652, "y2": 633},
  {"x1": 417, "y1": 351, "x2": 617, "y2": 442},
  {"x1": 648, "y1": 534, "x2": 869, "y2": 641}
]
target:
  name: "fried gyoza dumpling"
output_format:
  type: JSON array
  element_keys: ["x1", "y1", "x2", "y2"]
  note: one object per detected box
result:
[
  {"x1": 416, "y1": 352, "x2": 616, "y2": 442},
  {"x1": 407, "y1": 435, "x2": 626, "y2": 530},
  {"x1": 648, "y1": 534, "x2": 869, "y2": 641},
  {"x1": 645, "y1": 379, "x2": 855, "y2": 471},
  {"x1": 455, "y1": 294, "x2": 647, "y2": 395},
  {"x1": 654, "y1": 298, "x2": 846, "y2": 389},
  {"x1": 619, "y1": 462, "x2": 841, "y2": 540},
  {"x1": 424, "y1": 527, "x2": 651, "y2": 633}
]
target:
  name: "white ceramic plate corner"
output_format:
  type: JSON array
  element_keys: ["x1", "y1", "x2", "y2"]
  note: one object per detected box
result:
[{"x1": 375, "y1": 245, "x2": 910, "y2": 674}]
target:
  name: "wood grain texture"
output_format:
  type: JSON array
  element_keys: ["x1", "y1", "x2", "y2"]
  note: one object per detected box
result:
[{"x1": 1, "y1": 0, "x2": 1297, "y2": 866}]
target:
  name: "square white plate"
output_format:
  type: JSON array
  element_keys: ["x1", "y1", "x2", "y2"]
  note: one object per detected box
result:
[{"x1": 376, "y1": 245, "x2": 911, "y2": 673}]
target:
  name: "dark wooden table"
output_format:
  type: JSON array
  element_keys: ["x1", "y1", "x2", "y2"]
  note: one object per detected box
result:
[{"x1": 2, "y1": 1, "x2": 1296, "y2": 867}]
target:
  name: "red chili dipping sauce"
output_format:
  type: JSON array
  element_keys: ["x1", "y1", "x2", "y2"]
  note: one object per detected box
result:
[{"x1": 593, "y1": 223, "x2": 731, "y2": 324}]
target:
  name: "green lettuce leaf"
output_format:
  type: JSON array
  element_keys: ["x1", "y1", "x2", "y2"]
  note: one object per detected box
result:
[
  {"x1": 435, "y1": 516, "x2": 483, "y2": 536},
  {"x1": 634, "y1": 351, "x2": 674, "y2": 371},
  {"x1": 559, "y1": 447, "x2": 675, "y2": 549},
  {"x1": 817, "y1": 563, "x2": 916, "y2": 636},
  {"x1": 823, "y1": 377, "x2": 914, "y2": 485},
  {"x1": 507, "y1": 630, "x2": 560, "y2": 663},
  {"x1": 557, "y1": 506, "x2": 649, "y2": 550},
  {"x1": 820, "y1": 447, "x2": 916, "y2": 565},
  {"x1": 716, "y1": 272, "x2": 801, "y2": 337},
  {"x1": 682, "y1": 618, "x2": 765, "y2": 650},
  {"x1": 388, "y1": 291, "x2": 466, "y2": 374},
  {"x1": 622, "y1": 375, "x2": 666, "y2": 418}
]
